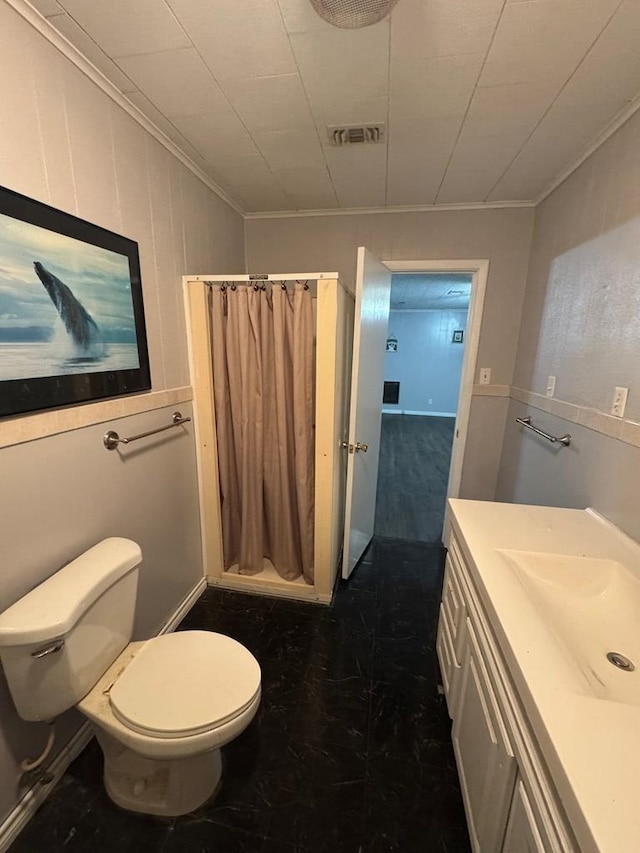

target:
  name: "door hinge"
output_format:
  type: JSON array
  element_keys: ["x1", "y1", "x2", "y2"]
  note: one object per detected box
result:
[{"x1": 341, "y1": 440, "x2": 368, "y2": 453}]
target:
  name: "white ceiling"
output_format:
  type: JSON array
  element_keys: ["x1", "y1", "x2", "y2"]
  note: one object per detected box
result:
[
  {"x1": 391, "y1": 274, "x2": 472, "y2": 310},
  {"x1": 31, "y1": 0, "x2": 640, "y2": 214}
]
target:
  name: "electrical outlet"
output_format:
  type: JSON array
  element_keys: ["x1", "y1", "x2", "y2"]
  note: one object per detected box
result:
[
  {"x1": 546, "y1": 376, "x2": 556, "y2": 398},
  {"x1": 428, "y1": 398, "x2": 433, "y2": 405},
  {"x1": 611, "y1": 386, "x2": 629, "y2": 418},
  {"x1": 479, "y1": 368, "x2": 491, "y2": 385}
]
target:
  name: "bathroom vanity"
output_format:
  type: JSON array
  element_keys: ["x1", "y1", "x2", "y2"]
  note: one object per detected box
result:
[{"x1": 439, "y1": 499, "x2": 640, "y2": 853}]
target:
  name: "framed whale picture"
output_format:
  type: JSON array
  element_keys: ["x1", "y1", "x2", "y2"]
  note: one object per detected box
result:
[{"x1": 0, "y1": 185, "x2": 151, "y2": 418}]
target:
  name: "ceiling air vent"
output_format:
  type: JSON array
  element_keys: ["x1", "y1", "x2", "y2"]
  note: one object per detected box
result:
[{"x1": 328, "y1": 124, "x2": 386, "y2": 146}]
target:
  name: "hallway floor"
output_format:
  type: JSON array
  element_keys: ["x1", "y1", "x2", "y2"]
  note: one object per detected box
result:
[
  {"x1": 374, "y1": 415, "x2": 456, "y2": 543},
  {"x1": 10, "y1": 539, "x2": 470, "y2": 853}
]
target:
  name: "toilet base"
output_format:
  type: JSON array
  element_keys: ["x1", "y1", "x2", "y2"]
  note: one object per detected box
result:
[{"x1": 95, "y1": 729, "x2": 223, "y2": 817}]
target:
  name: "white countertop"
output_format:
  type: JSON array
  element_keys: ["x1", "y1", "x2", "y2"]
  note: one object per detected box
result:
[{"x1": 447, "y1": 499, "x2": 640, "y2": 853}]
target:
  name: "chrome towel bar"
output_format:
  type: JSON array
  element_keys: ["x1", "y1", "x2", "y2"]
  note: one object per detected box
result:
[
  {"x1": 516, "y1": 415, "x2": 571, "y2": 446},
  {"x1": 103, "y1": 411, "x2": 191, "y2": 451}
]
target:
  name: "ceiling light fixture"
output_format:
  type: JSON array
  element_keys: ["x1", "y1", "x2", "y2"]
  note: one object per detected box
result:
[{"x1": 309, "y1": 0, "x2": 400, "y2": 29}]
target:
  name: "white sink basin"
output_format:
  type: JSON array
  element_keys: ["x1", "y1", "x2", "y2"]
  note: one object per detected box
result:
[{"x1": 497, "y1": 549, "x2": 640, "y2": 706}]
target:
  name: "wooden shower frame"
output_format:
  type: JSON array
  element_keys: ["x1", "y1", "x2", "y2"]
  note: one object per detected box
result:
[{"x1": 183, "y1": 273, "x2": 354, "y2": 604}]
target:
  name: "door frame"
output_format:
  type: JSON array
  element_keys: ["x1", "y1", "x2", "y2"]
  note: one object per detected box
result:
[{"x1": 381, "y1": 259, "x2": 489, "y2": 503}]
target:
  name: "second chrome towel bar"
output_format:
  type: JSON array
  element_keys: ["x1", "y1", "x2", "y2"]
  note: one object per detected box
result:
[
  {"x1": 516, "y1": 415, "x2": 571, "y2": 446},
  {"x1": 104, "y1": 411, "x2": 191, "y2": 451}
]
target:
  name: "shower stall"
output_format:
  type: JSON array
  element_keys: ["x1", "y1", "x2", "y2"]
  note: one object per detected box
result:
[{"x1": 184, "y1": 272, "x2": 354, "y2": 603}]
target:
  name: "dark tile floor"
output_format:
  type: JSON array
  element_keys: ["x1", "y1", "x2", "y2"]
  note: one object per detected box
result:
[
  {"x1": 375, "y1": 416, "x2": 456, "y2": 543},
  {"x1": 10, "y1": 538, "x2": 470, "y2": 853}
]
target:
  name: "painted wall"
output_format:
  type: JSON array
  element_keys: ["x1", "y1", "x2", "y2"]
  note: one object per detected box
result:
[
  {"x1": 496, "y1": 108, "x2": 640, "y2": 543},
  {"x1": 0, "y1": 1, "x2": 244, "y2": 828},
  {"x1": 246, "y1": 207, "x2": 535, "y2": 499},
  {"x1": 384, "y1": 310, "x2": 468, "y2": 415}
]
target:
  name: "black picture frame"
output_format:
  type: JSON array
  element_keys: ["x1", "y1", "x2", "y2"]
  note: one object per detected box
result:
[{"x1": 0, "y1": 185, "x2": 151, "y2": 418}]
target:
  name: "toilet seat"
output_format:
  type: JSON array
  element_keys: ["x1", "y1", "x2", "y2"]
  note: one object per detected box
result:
[{"x1": 109, "y1": 631, "x2": 261, "y2": 739}]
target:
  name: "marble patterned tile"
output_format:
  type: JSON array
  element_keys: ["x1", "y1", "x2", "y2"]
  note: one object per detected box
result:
[
  {"x1": 162, "y1": 819, "x2": 266, "y2": 852},
  {"x1": 292, "y1": 667, "x2": 371, "y2": 752},
  {"x1": 368, "y1": 678, "x2": 453, "y2": 763},
  {"x1": 184, "y1": 725, "x2": 281, "y2": 838},
  {"x1": 8, "y1": 773, "x2": 101, "y2": 853},
  {"x1": 266, "y1": 740, "x2": 367, "y2": 853},
  {"x1": 62, "y1": 789, "x2": 172, "y2": 853},
  {"x1": 363, "y1": 750, "x2": 454, "y2": 852}
]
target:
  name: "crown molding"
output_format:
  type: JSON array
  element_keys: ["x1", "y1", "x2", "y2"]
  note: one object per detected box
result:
[
  {"x1": 7, "y1": 0, "x2": 246, "y2": 217},
  {"x1": 534, "y1": 93, "x2": 640, "y2": 206},
  {"x1": 244, "y1": 199, "x2": 536, "y2": 220}
]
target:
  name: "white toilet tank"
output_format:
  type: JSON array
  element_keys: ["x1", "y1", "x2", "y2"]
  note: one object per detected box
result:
[{"x1": 0, "y1": 538, "x2": 141, "y2": 722}]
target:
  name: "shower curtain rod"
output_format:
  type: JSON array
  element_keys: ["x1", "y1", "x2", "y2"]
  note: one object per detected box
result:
[
  {"x1": 189, "y1": 272, "x2": 339, "y2": 283},
  {"x1": 205, "y1": 280, "x2": 310, "y2": 289}
]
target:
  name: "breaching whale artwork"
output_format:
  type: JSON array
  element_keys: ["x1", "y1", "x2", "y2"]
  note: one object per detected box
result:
[
  {"x1": 34, "y1": 261, "x2": 105, "y2": 358},
  {"x1": 0, "y1": 185, "x2": 150, "y2": 417}
]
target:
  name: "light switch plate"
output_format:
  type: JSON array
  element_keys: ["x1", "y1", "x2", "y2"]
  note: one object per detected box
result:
[
  {"x1": 611, "y1": 386, "x2": 628, "y2": 418},
  {"x1": 479, "y1": 368, "x2": 491, "y2": 385},
  {"x1": 546, "y1": 376, "x2": 556, "y2": 397}
]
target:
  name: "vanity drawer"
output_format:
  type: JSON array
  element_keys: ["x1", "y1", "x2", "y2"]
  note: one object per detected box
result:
[
  {"x1": 442, "y1": 554, "x2": 465, "y2": 653},
  {"x1": 437, "y1": 604, "x2": 462, "y2": 716}
]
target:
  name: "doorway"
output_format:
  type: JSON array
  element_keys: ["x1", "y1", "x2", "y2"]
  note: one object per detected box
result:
[
  {"x1": 374, "y1": 271, "x2": 473, "y2": 543},
  {"x1": 341, "y1": 251, "x2": 488, "y2": 578}
]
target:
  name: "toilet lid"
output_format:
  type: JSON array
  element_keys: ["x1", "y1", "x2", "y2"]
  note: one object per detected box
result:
[{"x1": 109, "y1": 631, "x2": 261, "y2": 738}]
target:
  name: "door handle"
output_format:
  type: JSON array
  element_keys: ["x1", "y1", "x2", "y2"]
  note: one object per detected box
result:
[{"x1": 355, "y1": 442, "x2": 368, "y2": 453}]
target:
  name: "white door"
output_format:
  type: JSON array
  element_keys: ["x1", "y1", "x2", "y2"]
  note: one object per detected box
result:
[{"x1": 342, "y1": 247, "x2": 391, "y2": 579}]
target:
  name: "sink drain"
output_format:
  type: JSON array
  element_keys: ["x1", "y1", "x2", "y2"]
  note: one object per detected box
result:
[{"x1": 606, "y1": 652, "x2": 635, "y2": 671}]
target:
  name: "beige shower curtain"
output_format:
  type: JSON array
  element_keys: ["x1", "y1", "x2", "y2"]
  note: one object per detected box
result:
[{"x1": 210, "y1": 282, "x2": 315, "y2": 584}]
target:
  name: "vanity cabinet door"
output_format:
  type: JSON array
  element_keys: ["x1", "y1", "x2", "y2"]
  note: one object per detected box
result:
[
  {"x1": 442, "y1": 555, "x2": 465, "y2": 645},
  {"x1": 502, "y1": 778, "x2": 546, "y2": 853},
  {"x1": 438, "y1": 552, "x2": 468, "y2": 716},
  {"x1": 453, "y1": 618, "x2": 517, "y2": 852}
]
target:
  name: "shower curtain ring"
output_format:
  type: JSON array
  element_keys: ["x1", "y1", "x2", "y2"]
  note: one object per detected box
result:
[{"x1": 230, "y1": 283, "x2": 237, "y2": 291}]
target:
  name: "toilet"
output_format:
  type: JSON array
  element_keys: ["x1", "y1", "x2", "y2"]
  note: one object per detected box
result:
[{"x1": 0, "y1": 538, "x2": 261, "y2": 817}]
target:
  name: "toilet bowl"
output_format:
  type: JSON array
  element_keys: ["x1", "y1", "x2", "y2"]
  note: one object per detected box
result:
[
  {"x1": 79, "y1": 631, "x2": 261, "y2": 815},
  {"x1": 0, "y1": 539, "x2": 262, "y2": 817}
]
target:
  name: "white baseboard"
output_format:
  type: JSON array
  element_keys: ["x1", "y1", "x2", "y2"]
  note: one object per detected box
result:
[
  {"x1": 382, "y1": 408, "x2": 456, "y2": 417},
  {"x1": 160, "y1": 577, "x2": 207, "y2": 634},
  {"x1": 0, "y1": 576, "x2": 207, "y2": 852}
]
